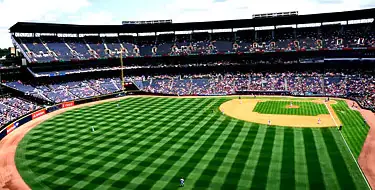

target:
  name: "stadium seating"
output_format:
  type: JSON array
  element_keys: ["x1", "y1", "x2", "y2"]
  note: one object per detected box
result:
[
  {"x1": 13, "y1": 22, "x2": 375, "y2": 63},
  {"x1": 3, "y1": 78, "x2": 122, "y2": 104},
  {"x1": 0, "y1": 97, "x2": 40, "y2": 126},
  {"x1": 136, "y1": 72, "x2": 375, "y2": 110},
  {"x1": 4, "y1": 71, "x2": 374, "y2": 110}
]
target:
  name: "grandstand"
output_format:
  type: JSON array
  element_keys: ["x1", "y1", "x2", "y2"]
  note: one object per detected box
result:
[{"x1": 0, "y1": 7, "x2": 375, "y2": 190}]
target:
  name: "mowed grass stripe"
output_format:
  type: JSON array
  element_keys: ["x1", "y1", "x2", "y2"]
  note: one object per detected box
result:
[
  {"x1": 161, "y1": 117, "x2": 233, "y2": 189},
  {"x1": 220, "y1": 124, "x2": 259, "y2": 190},
  {"x1": 250, "y1": 127, "x2": 277, "y2": 190},
  {"x1": 56, "y1": 97, "x2": 158, "y2": 126},
  {"x1": 77, "y1": 98, "x2": 210, "y2": 189},
  {"x1": 149, "y1": 110, "x2": 226, "y2": 189},
  {"x1": 31, "y1": 97, "x2": 163, "y2": 138},
  {"x1": 237, "y1": 126, "x2": 268, "y2": 189},
  {"x1": 26, "y1": 98, "x2": 187, "y2": 189},
  {"x1": 119, "y1": 99, "x2": 221, "y2": 189},
  {"x1": 28, "y1": 97, "x2": 157, "y2": 144},
  {"x1": 192, "y1": 120, "x2": 245, "y2": 189},
  {"x1": 265, "y1": 127, "x2": 284, "y2": 190},
  {"x1": 330, "y1": 128, "x2": 370, "y2": 190},
  {"x1": 17, "y1": 97, "x2": 166, "y2": 189},
  {"x1": 321, "y1": 129, "x2": 356, "y2": 189},
  {"x1": 208, "y1": 122, "x2": 253, "y2": 189},
  {"x1": 23, "y1": 97, "x2": 174, "y2": 167},
  {"x1": 19, "y1": 98, "x2": 190, "y2": 189},
  {"x1": 312, "y1": 129, "x2": 340, "y2": 189},
  {"x1": 19, "y1": 97, "x2": 163, "y2": 169},
  {"x1": 24, "y1": 97, "x2": 166, "y2": 152},
  {"x1": 294, "y1": 129, "x2": 309, "y2": 189},
  {"x1": 280, "y1": 127, "x2": 295, "y2": 190},
  {"x1": 253, "y1": 101, "x2": 329, "y2": 116},
  {"x1": 58, "y1": 98, "x2": 203, "y2": 189},
  {"x1": 332, "y1": 100, "x2": 369, "y2": 158},
  {"x1": 303, "y1": 129, "x2": 325, "y2": 190},
  {"x1": 138, "y1": 115, "x2": 238, "y2": 190}
]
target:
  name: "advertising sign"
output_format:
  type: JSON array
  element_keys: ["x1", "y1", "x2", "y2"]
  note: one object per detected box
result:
[{"x1": 32, "y1": 109, "x2": 46, "y2": 119}]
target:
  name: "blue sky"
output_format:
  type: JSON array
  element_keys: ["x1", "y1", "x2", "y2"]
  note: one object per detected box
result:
[{"x1": 0, "y1": 0, "x2": 374, "y2": 48}]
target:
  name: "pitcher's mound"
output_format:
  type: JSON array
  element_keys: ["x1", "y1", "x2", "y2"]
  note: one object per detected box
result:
[{"x1": 219, "y1": 99, "x2": 337, "y2": 128}]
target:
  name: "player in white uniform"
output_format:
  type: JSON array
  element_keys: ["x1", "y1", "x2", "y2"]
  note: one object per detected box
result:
[{"x1": 180, "y1": 177, "x2": 185, "y2": 187}]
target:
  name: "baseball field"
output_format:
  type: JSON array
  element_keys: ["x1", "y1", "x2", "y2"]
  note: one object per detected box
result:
[{"x1": 13, "y1": 96, "x2": 370, "y2": 189}]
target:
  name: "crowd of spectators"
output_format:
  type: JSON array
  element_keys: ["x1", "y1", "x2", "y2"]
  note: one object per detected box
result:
[
  {"x1": 137, "y1": 72, "x2": 375, "y2": 110},
  {"x1": 4, "y1": 78, "x2": 121, "y2": 103},
  {"x1": 0, "y1": 96, "x2": 40, "y2": 126}
]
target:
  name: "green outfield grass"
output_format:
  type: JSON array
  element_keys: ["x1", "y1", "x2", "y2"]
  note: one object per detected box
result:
[
  {"x1": 331, "y1": 100, "x2": 370, "y2": 158},
  {"x1": 15, "y1": 97, "x2": 368, "y2": 189},
  {"x1": 253, "y1": 101, "x2": 329, "y2": 116}
]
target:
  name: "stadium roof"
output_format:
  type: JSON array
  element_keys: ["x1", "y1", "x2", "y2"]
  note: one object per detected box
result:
[{"x1": 9, "y1": 8, "x2": 375, "y2": 33}]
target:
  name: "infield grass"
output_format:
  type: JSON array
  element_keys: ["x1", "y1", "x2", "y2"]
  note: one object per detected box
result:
[
  {"x1": 15, "y1": 97, "x2": 368, "y2": 189},
  {"x1": 253, "y1": 101, "x2": 329, "y2": 116}
]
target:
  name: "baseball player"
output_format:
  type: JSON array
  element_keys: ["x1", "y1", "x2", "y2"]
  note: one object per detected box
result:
[{"x1": 180, "y1": 177, "x2": 185, "y2": 187}]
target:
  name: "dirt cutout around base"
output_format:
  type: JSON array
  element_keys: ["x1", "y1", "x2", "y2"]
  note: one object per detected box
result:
[{"x1": 219, "y1": 99, "x2": 340, "y2": 128}]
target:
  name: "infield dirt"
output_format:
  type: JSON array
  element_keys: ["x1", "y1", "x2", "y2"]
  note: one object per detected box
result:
[{"x1": 219, "y1": 99, "x2": 341, "y2": 127}]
